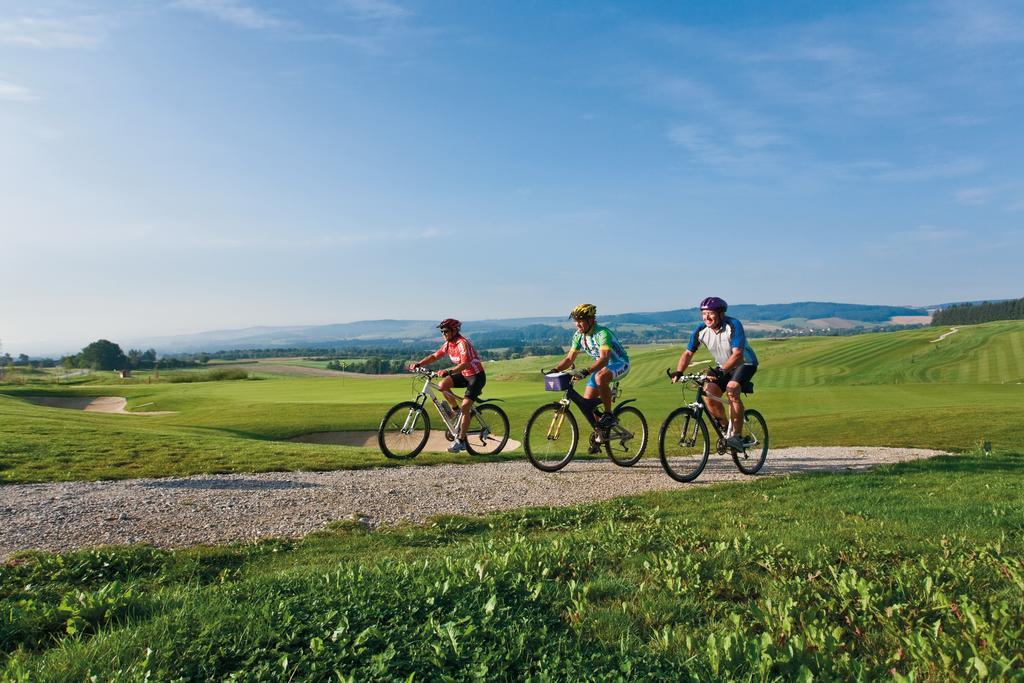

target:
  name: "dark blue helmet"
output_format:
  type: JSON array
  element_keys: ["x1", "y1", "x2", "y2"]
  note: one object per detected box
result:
[{"x1": 699, "y1": 296, "x2": 727, "y2": 312}]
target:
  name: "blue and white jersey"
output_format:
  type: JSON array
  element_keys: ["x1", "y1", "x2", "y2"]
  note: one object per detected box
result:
[{"x1": 687, "y1": 316, "x2": 758, "y2": 367}]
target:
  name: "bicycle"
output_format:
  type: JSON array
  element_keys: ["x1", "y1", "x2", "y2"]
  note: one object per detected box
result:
[
  {"x1": 522, "y1": 369, "x2": 648, "y2": 472},
  {"x1": 377, "y1": 367, "x2": 510, "y2": 459},
  {"x1": 657, "y1": 369, "x2": 768, "y2": 482}
]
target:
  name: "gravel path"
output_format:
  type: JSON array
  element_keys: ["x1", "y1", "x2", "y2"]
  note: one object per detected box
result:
[{"x1": 0, "y1": 447, "x2": 947, "y2": 560}]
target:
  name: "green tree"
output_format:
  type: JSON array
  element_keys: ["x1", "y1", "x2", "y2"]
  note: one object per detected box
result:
[{"x1": 77, "y1": 339, "x2": 129, "y2": 371}]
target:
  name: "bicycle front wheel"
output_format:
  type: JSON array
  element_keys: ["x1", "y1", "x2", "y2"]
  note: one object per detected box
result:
[
  {"x1": 523, "y1": 403, "x2": 578, "y2": 472},
  {"x1": 465, "y1": 404, "x2": 510, "y2": 456},
  {"x1": 658, "y1": 408, "x2": 710, "y2": 482},
  {"x1": 606, "y1": 405, "x2": 648, "y2": 467},
  {"x1": 378, "y1": 401, "x2": 430, "y2": 459},
  {"x1": 731, "y1": 408, "x2": 768, "y2": 475}
]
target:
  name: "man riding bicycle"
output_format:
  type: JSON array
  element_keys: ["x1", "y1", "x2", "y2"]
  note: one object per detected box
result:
[
  {"x1": 549, "y1": 304, "x2": 630, "y2": 432},
  {"x1": 409, "y1": 318, "x2": 486, "y2": 453},
  {"x1": 672, "y1": 297, "x2": 758, "y2": 451}
]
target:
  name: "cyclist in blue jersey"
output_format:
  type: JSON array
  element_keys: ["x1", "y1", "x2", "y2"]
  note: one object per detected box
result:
[
  {"x1": 672, "y1": 296, "x2": 758, "y2": 451},
  {"x1": 549, "y1": 303, "x2": 630, "y2": 430}
]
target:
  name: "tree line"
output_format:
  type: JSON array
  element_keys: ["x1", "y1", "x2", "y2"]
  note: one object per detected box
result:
[
  {"x1": 59, "y1": 341, "x2": 201, "y2": 371},
  {"x1": 25, "y1": 339, "x2": 567, "y2": 376},
  {"x1": 323, "y1": 343, "x2": 566, "y2": 375},
  {"x1": 931, "y1": 298, "x2": 1024, "y2": 326}
]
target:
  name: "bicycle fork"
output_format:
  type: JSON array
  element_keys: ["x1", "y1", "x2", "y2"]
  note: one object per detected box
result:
[
  {"x1": 546, "y1": 403, "x2": 570, "y2": 440},
  {"x1": 677, "y1": 408, "x2": 702, "y2": 448},
  {"x1": 402, "y1": 406, "x2": 422, "y2": 435}
]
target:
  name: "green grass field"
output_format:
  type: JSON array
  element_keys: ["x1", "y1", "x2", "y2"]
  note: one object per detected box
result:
[
  {"x1": 2, "y1": 321, "x2": 1023, "y2": 484},
  {"x1": 2, "y1": 322, "x2": 1023, "y2": 678}
]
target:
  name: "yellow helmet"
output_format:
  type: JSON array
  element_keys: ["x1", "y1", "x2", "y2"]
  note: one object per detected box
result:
[{"x1": 570, "y1": 303, "x2": 597, "y2": 320}]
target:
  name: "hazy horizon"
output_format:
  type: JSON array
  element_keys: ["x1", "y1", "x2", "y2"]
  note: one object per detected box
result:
[{"x1": 2, "y1": 297, "x2": 969, "y2": 357}]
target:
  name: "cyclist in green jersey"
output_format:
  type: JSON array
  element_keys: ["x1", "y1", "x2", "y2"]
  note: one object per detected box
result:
[{"x1": 549, "y1": 303, "x2": 631, "y2": 430}]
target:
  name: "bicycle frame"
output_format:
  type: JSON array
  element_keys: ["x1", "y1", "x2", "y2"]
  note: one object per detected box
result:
[
  {"x1": 681, "y1": 376, "x2": 734, "y2": 441},
  {"x1": 407, "y1": 368, "x2": 497, "y2": 437},
  {"x1": 669, "y1": 371, "x2": 755, "y2": 455},
  {"x1": 556, "y1": 379, "x2": 635, "y2": 427}
]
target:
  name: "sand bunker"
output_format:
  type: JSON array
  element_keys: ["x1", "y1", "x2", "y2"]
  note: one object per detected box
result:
[
  {"x1": 25, "y1": 396, "x2": 174, "y2": 415},
  {"x1": 292, "y1": 430, "x2": 521, "y2": 453}
]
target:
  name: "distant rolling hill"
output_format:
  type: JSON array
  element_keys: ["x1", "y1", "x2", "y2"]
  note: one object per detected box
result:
[{"x1": 124, "y1": 302, "x2": 937, "y2": 354}]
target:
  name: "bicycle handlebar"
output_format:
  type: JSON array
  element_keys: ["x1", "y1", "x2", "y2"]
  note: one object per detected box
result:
[
  {"x1": 411, "y1": 366, "x2": 440, "y2": 378},
  {"x1": 665, "y1": 368, "x2": 708, "y2": 383},
  {"x1": 542, "y1": 368, "x2": 588, "y2": 380}
]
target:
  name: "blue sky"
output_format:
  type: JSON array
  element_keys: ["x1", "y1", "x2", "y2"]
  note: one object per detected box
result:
[{"x1": 2, "y1": 0, "x2": 1023, "y2": 354}]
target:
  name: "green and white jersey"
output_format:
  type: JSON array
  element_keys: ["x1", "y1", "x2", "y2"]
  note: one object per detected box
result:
[{"x1": 570, "y1": 325, "x2": 629, "y2": 363}]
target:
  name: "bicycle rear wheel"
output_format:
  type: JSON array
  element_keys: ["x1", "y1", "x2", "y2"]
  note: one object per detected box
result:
[
  {"x1": 523, "y1": 403, "x2": 578, "y2": 472},
  {"x1": 731, "y1": 408, "x2": 768, "y2": 475},
  {"x1": 605, "y1": 405, "x2": 648, "y2": 467},
  {"x1": 658, "y1": 408, "x2": 710, "y2": 482},
  {"x1": 464, "y1": 404, "x2": 510, "y2": 456},
  {"x1": 378, "y1": 401, "x2": 430, "y2": 459}
]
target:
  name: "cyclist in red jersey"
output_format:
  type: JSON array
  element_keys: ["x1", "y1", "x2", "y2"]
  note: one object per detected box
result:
[{"x1": 409, "y1": 318, "x2": 486, "y2": 453}]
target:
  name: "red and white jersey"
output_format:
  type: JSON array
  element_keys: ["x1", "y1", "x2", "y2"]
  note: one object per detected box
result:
[{"x1": 437, "y1": 335, "x2": 484, "y2": 377}]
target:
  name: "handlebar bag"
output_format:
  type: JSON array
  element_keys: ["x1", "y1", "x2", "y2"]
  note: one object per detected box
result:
[{"x1": 544, "y1": 372, "x2": 573, "y2": 391}]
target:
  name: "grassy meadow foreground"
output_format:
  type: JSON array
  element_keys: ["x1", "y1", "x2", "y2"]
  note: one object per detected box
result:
[
  {"x1": 1, "y1": 321, "x2": 1023, "y2": 484},
  {"x1": 1, "y1": 322, "x2": 1022, "y2": 678},
  {"x1": 2, "y1": 454, "x2": 1022, "y2": 679}
]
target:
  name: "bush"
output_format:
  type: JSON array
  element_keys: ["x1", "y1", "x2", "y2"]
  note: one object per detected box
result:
[{"x1": 166, "y1": 369, "x2": 250, "y2": 383}]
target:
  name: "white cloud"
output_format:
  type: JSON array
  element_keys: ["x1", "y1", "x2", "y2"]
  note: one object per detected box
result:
[
  {"x1": 4, "y1": 221, "x2": 445, "y2": 250},
  {"x1": 733, "y1": 132, "x2": 785, "y2": 149},
  {"x1": 0, "y1": 79, "x2": 37, "y2": 102},
  {"x1": 866, "y1": 224, "x2": 968, "y2": 258},
  {"x1": 892, "y1": 225, "x2": 966, "y2": 243},
  {"x1": 876, "y1": 159, "x2": 984, "y2": 182},
  {"x1": 668, "y1": 124, "x2": 732, "y2": 165},
  {"x1": 952, "y1": 182, "x2": 1024, "y2": 210},
  {"x1": 645, "y1": 75, "x2": 722, "y2": 111},
  {"x1": 942, "y1": 0, "x2": 1024, "y2": 46},
  {"x1": 172, "y1": 0, "x2": 284, "y2": 30},
  {"x1": 333, "y1": 0, "x2": 412, "y2": 22},
  {"x1": 286, "y1": 226, "x2": 442, "y2": 248},
  {"x1": 954, "y1": 186, "x2": 996, "y2": 206},
  {"x1": 0, "y1": 15, "x2": 104, "y2": 49},
  {"x1": 667, "y1": 123, "x2": 786, "y2": 178},
  {"x1": 940, "y1": 114, "x2": 989, "y2": 128}
]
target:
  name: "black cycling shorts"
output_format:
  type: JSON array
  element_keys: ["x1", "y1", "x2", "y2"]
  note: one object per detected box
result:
[
  {"x1": 451, "y1": 371, "x2": 486, "y2": 400},
  {"x1": 711, "y1": 364, "x2": 757, "y2": 392}
]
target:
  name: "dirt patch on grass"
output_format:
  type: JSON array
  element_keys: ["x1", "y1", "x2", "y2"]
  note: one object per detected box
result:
[
  {"x1": 892, "y1": 315, "x2": 932, "y2": 325},
  {"x1": 24, "y1": 396, "x2": 174, "y2": 415},
  {"x1": 930, "y1": 327, "x2": 960, "y2": 343}
]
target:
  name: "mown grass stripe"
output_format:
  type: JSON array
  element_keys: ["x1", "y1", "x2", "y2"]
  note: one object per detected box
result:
[
  {"x1": 992, "y1": 343, "x2": 1009, "y2": 385},
  {"x1": 808, "y1": 338, "x2": 905, "y2": 378},
  {"x1": 1008, "y1": 327, "x2": 1024, "y2": 381}
]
